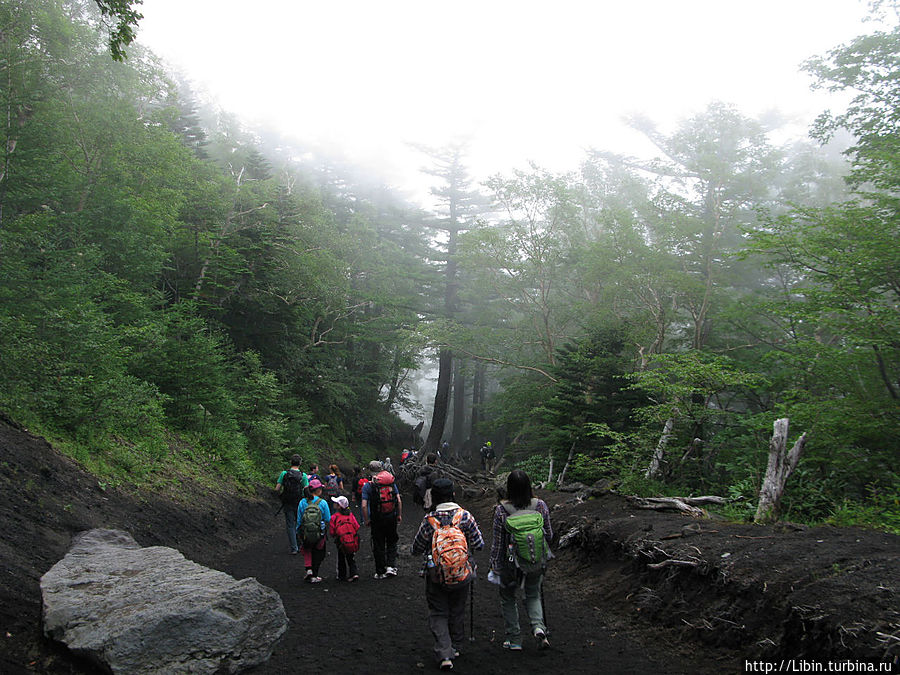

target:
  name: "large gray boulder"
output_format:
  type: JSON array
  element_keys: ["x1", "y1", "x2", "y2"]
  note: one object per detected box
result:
[{"x1": 41, "y1": 529, "x2": 287, "y2": 674}]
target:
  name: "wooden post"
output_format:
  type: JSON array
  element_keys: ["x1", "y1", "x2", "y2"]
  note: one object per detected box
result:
[{"x1": 755, "y1": 418, "x2": 808, "y2": 524}]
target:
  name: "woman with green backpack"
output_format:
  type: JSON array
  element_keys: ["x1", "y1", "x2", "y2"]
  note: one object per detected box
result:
[
  {"x1": 297, "y1": 478, "x2": 332, "y2": 583},
  {"x1": 488, "y1": 469, "x2": 553, "y2": 651}
]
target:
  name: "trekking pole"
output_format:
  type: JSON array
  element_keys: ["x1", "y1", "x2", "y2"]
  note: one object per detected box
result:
[
  {"x1": 469, "y1": 575, "x2": 475, "y2": 642},
  {"x1": 540, "y1": 571, "x2": 548, "y2": 635}
]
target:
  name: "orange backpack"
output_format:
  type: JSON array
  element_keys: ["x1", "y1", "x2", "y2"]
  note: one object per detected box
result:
[{"x1": 427, "y1": 509, "x2": 471, "y2": 587}]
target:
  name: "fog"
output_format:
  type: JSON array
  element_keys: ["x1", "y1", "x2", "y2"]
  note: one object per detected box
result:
[
  {"x1": 135, "y1": 0, "x2": 879, "y2": 434},
  {"x1": 138, "y1": 0, "x2": 874, "y2": 205}
]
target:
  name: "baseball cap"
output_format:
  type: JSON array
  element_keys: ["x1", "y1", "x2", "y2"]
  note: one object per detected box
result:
[
  {"x1": 308, "y1": 478, "x2": 323, "y2": 490},
  {"x1": 331, "y1": 495, "x2": 349, "y2": 509}
]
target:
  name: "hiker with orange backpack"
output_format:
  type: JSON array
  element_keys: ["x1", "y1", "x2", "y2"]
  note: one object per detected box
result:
[
  {"x1": 411, "y1": 478, "x2": 485, "y2": 671},
  {"x1": 489, "y1": 469, "x2": 553, "y2": 651},
  {"x1": 329, "y1": 495, "x2": 361, "y2": 582},
  {"x1": 361, "y1": 460, "x2": 403, "y2": 579}
]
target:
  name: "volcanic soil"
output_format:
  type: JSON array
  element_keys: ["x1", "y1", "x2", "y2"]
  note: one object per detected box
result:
[{"x1": 1, "y1": 414, "x2": 897, "y2": 674}]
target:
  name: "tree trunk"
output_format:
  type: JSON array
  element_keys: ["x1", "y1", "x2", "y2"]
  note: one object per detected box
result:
[
  {"x1": 645, "y1": 418, "x2": 674, "y2": 479},
  {"x1": 755, "y1": 418, "x2": 808, "y2": 524},
  {"x1": 557, "y1": 440, "x2": 577, "y2": 486},
  {"x1": 469, "y1": 363, "x2": 485, "y2": 457},
  {"x1": 450, "y1": 357, "x2": 466, "y2": 451},
  {"x1": 546, "y1": 447, "x2": 555, "y2": 485},
  {"x1": 425, "y1": 348, "x2": 453, "y2": 453}
]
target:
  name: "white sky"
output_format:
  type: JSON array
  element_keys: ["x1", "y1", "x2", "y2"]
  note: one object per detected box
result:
[{"x1": 138, "y1": 0, "x2": 875, "y2": 199}]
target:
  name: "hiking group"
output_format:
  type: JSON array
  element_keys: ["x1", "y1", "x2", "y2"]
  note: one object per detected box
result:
[{"x1": 275, "y1": 453, "x2": 553, "y2": 672}]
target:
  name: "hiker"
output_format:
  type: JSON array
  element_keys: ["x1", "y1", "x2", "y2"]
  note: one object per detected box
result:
[
  {"x1": 329, "y1": 495, "x2": 361, "y2": 582},
  {"x1": 383, "y1": 456, "x2": 394, "y2": 475},
  {"x1": 361, "y1": 459, "x2": 402, "y2": 579},
  {"x1": 400, "y1": 448, "x2": 411, "y2": 465},
  {"x1": 352, "y1": 466, "x2": 368, "y2": 519},
  {"x1": 297, "y1": 478, "x2": 331, "y2": 583},
  {"x1": 441, "y1": 441, "x2": 450, "y2": 461},
  {"x1": 323, "y1": 463, "x2": 344, "y2": 503},
  {"x1": 489, "y1": 469, "x2": 553, "y2": 651},
  {"x1": 274, "y1": 454, "x2": 308, "y2": 555},
  {"x1": 479, "y1": 442, "x2": 495, "y2": 472},
  {"x1": 413, "y1": 452, "x2": 441, "y2": 510},
  {"x1": 411, "y1": 478, "x2": 485, "y2": 671}
]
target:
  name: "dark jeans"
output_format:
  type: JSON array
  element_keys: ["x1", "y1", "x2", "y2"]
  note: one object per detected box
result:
[
  {"x1": 335, "y1": 548, "x2": 359, "y2": 579},
  {"x1": 370, "y1": 515, "x2": 399, "y2": 574},
  {"x1": 425, "y1": 577, "x2": 470, "y2": 662},
  {"x1": 283, "y1": 502, "x2": 299, "y2": 553}
]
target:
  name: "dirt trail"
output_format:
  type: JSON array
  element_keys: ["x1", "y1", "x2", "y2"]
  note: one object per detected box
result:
[{"x1": 223, "y1": 493, "x2": 716, "y2": 675}]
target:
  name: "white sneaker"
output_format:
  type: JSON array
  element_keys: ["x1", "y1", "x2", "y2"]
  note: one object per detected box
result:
[
  {"x1": 385, "y1": 566, "x2": 398, "y2": 577},
  {"x1": 374, "y1": 573, "x2": 386, "y2": 580}
]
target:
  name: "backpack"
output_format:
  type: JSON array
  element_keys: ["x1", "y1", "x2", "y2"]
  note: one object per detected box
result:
[
  {"x1": 370, "y1": 471, "x2": 398, "y2": 518},
  {"x1": 502, "y1": 499, "x2": 550, "y2": 573},
  {"x1": 323, "y1": 474, "x2": 341, "y2": 502},
  {"x1": 281, "y1": 469, "x2": 304, "y2": 504},
  {"x1": 332, "y1": 513, "x2": 360, "y2": 554},
  {"x1": 300, "y1": 497, "x2": 324, "y2": 547},
  {"x1": 427, "y1": 509, "x2": 471, "y2": 587}
]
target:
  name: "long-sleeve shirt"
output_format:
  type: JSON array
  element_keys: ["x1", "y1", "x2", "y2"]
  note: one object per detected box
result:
[
  {"x1": 297, "y1": 496, "x2": 331, "y2": 534},
  {"x1": 411, "y1": 502, "x2": 485, "y2": 557},
  {"x1": 489, "y1": 498, "x2": 552, "y2": 572}
]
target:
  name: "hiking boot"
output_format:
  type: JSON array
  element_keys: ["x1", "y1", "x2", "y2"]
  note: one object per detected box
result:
[
  {"x1": 385, "y1": 566, "x2": 397, "y2": 577},
  {"x1": 305, "y1": 569, "x2": 313, "y2": 580},
  {"x1": 440, "y1": 659, "x2": 453, "y2": 671},
  {"x1": 502, "y1": 641, "x2": 522, "y2": 651},
  {"x1": 533, "y1": 627, "x2": 550, "y2": 650}
]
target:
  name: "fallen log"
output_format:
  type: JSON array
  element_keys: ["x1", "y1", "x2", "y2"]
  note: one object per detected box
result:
[{"x1": 625, "y1": 495, "x2": 726, "y2": 517}]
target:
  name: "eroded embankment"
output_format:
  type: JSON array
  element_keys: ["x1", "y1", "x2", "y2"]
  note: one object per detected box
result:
[{"x1": 547, "y1": 493, "x2": 899, "y2": 665}]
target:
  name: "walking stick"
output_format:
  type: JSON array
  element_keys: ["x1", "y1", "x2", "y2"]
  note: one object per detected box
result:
[
  {"x1": 540, "y1": 569, "x2": 549, "y2": 635},
  {"x1": 469, "y1": 575, "x2": 475, "y2": 642}
]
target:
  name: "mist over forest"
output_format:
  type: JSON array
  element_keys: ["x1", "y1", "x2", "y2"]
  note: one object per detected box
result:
[{"x1": 0, "y1": 0, "x2": 897, "y2": 532}]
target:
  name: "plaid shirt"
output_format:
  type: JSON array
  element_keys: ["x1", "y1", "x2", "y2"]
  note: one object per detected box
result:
[
  {"x1": 411, "y1": 503, "x2": 485, "y2": 556},
  {"x1": 489, "y1": 498, "x2": 552, "y2": 572}
]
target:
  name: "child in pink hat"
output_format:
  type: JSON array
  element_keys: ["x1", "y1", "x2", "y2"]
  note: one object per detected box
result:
[{"x1": 297, "y1": 479, "x2": 331, "y2": 582}]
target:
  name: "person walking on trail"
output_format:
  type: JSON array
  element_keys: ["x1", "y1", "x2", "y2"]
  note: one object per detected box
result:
[
  {"x1": 361, "y1": 460, "x2": 402, "y2": 579},
  {"x1": 480, "y1": 442, "x2": 495, "y2": 472},
  {"x1": 323, "y1": 463, "x2": 344, "y2": 503},
  {"x1": 274, "y1": 454, "x2": 308, "y2": 555},
  {"x1": 328, "y1": 495, "x2": 361, "y2": 582},
  {"x1": 414, "y1": 452, "x2": 441, "y2": 510},
  {"x1": 297, "y1": 478, "x2": 331, "y2": 583},
  {"x1": 489, "y1": 469, "x2": 553, "y2": 651},
  {"x1": 411, "y1": 478, "x2": 485, "y2": 671}
]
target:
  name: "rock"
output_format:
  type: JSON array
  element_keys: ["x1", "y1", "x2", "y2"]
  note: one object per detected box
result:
[{"x1": 41, "y1": 529, "x2": 287, "y2": 675}]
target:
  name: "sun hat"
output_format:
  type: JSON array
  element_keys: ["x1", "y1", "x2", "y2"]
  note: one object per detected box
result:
[{"x1": 368, "y1": 460, "x2": 383, "y2": 472}]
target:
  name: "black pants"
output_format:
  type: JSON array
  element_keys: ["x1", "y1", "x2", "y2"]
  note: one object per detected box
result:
[
  {"x1": 370, "y1": 516, "x2": 399, "y2": 574},
  {"x1": 335, "y1": 547, "x2": 359, "y2": 579}
]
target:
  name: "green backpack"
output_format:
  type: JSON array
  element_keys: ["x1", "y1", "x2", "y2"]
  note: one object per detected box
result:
[
  {"x1": 502, "y1": 499, "x2": 550, "y2": 573},
  {"x1": 300, "y1": 497, "x2": 324, "y2": 547}
]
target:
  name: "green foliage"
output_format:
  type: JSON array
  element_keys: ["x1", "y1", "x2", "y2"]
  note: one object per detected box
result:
[{"x1": 827, "y1": 479, "x2": 900, "y2": 534}]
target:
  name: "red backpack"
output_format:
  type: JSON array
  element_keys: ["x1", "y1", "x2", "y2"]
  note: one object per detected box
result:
[
  {"x1": 331, "y1": 513, "x2": 360, "y2": 553},
  {"x1": 371, "y1": 471, "x2": 398, "y2": 517}
]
